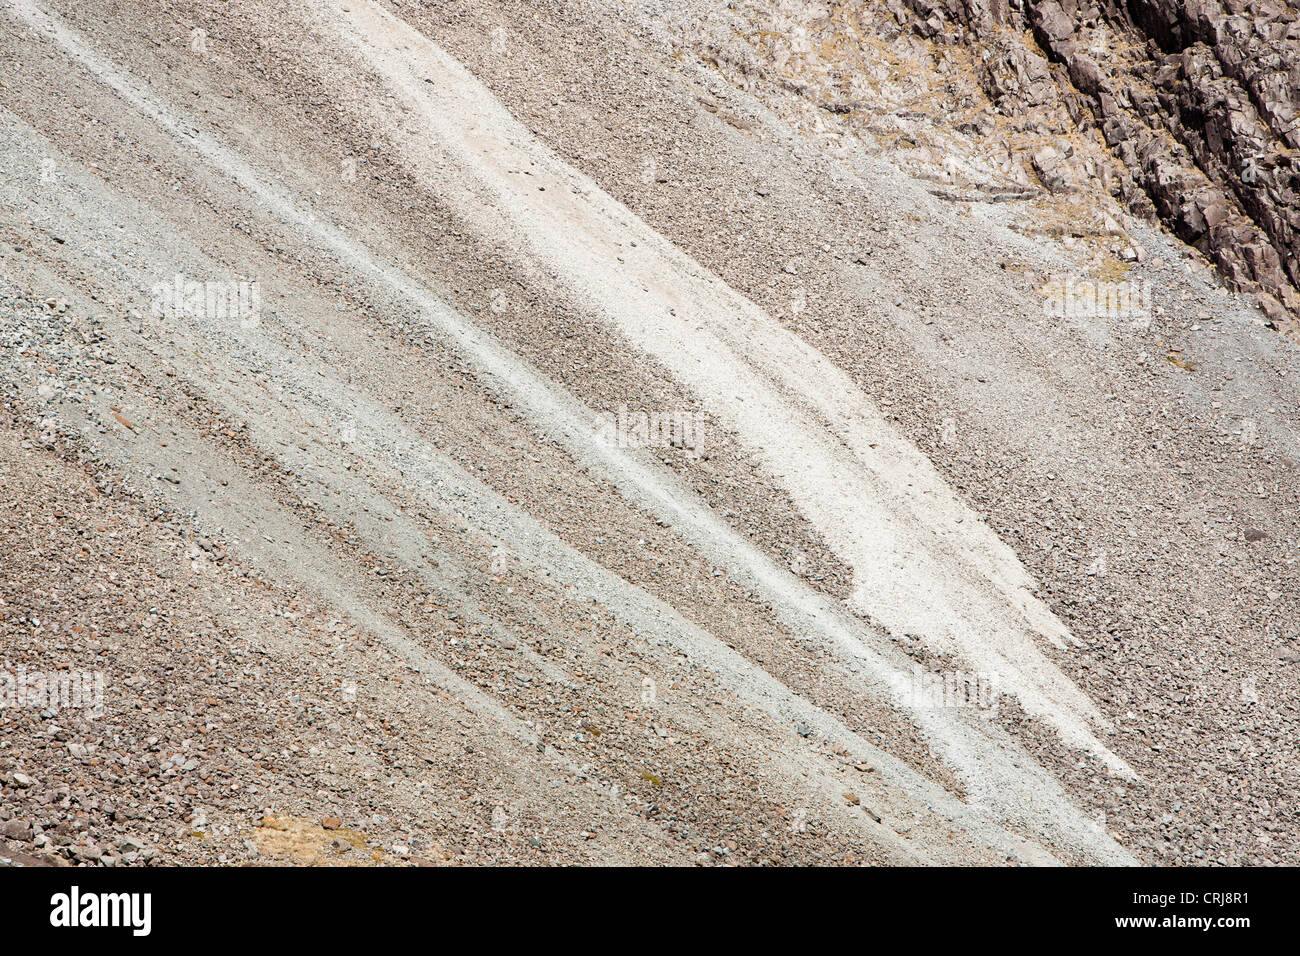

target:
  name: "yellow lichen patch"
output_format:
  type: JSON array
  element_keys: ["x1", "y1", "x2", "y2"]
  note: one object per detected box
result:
[
  {"x1": 251, "y1": 813, "x2": 391, "y2": 867},
  {"x1": 1096, "y1": 256, "x2": 1134, "y2": 283}
]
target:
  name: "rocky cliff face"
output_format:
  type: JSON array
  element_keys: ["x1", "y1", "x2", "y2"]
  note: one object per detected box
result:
[{"x1": 904, "y1": 0, "x2": 1300, "y2": 324}]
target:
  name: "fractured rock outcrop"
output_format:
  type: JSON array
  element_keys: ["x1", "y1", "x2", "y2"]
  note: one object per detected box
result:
[{"x1": 904, "y1": 0, "x2": 1300, "y2": 321}]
